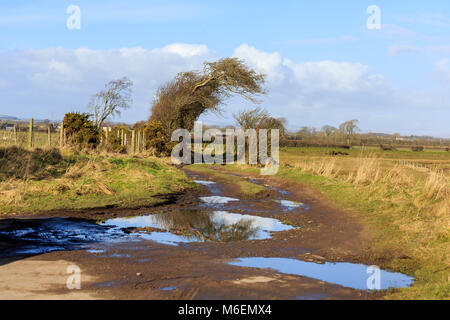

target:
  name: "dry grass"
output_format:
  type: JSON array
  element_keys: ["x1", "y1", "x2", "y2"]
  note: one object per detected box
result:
[
  {"x1": 293, "y1": 158, "x2": 340, "y2": 178},
  {"x1": 278, "y1": 150, "x2": 450, "y2": 299},
  {"x1": 0, "y1": 147, "x2": 195, "y2": 213}
]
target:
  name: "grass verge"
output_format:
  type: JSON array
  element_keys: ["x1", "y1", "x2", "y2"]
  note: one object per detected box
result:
[
  {"x1": 0, "y1": 147, "x2": 196, "y2": 214},
  {"x1": 218, "y1": 150, "x2": 449, "y2": 300}
]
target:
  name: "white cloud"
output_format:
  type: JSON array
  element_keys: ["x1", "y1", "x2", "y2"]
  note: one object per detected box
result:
[
  {"x1": 0, "y1": 44, "x2": 218, "y2": 120},
  {"x1": 434, "y1": 58, "x2": 450, "y2": 85},
  {"x1": 388, "y1": 45, "x2": 420, "y2": 56},
  {"x1": 387, "y1": 44, "x2": 450, "y2": 56},
  {"x1": 0, "y1": 43, "x2": 449, "y2": 136},
  {"x1": 160, "y1": 43, "x2": 210, "y2": 58},
  {"x1": 373, "y1": 24, "x2": 436, "y2": 41},
  {"x1": 398, "y1": 13, "x2": 450, "y2": 28},
  {"x1": 233, "y1": 44, "x2": 387, "y2": 94}
]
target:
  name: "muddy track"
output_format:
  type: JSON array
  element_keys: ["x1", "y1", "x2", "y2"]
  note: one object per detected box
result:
[{"x1": 0, "y1": 166, "x2": 407, "y2": 300}]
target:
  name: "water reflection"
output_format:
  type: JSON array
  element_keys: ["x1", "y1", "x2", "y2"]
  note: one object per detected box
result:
[
  {"x1": 200, "y1": 196, "x2": 239, "y2": 204},
  {"x1": 229, "y1": 257, "x2": 414, "y2": 290},
  {"x1": 0, "y1": 218, "x2": 124, "y2": 258},
  {"x1": 102, "y1": 210, "x2": 295, "y2": 245}
]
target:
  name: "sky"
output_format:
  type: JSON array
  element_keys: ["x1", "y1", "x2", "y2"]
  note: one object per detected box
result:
[{"x1": 1, "y1": 0, "x2": 450, "y2": 137}]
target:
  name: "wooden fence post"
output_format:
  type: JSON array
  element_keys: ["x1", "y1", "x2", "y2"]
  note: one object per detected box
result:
[
  {"x1": 136, "y1": 130, "x2": 141, "y2": 153},
  {"x1": 48, "y1": 125, "x2": 52, "y2": 146},
  {"x1": 131, "y1": 130, "x2": 136, "y2": 154},
  {"x1": 142, "y1": 130, "x2": 146, "y2": 151},
  {"x1": 121, "y1": 129, "x2": 124, "y2": 146},
  {"x1": 13, "y1": 125, "x2": 17, "y2": 144},
  {"x1": 28, "y1": 118, "x2": 34, "y2": 149},
  {"x1": 59, "y1": 121, "x2": 64, "y2": 148}
]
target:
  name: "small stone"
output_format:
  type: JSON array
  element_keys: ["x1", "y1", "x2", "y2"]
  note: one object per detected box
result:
[{"x1": 136, "y1": 273, "x2": 142, "y2": 276}]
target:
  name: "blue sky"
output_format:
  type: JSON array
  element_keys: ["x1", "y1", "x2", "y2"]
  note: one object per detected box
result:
[{"x1": 1, "y1": 0, "x2": 450, "y2": 137}]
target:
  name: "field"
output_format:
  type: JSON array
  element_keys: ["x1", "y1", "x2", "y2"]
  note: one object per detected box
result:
[{"x1": 218, "y1": 146, "x2": 450, "y2": 299}]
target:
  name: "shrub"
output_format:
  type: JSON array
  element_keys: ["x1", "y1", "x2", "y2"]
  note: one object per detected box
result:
[
  {"x1": 63, "y1": 112, "x2": 100, "y2": 149},
  {"x1": 379, "y1": 144, "x2": 396, "y2": 151},
  {"x1": 144, "y1": 120, "x2": 175, "y2": 156},
  {"x1": 411, "y1": 146, "x2": 424, "y2": 152},
  {"x1": 102, "y1": 126, "x2": 127, "y2": 153}
]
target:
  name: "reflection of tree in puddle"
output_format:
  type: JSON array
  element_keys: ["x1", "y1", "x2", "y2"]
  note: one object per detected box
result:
[{"x1": 152, "y1": 210, "x2": 259, "y2": 242}]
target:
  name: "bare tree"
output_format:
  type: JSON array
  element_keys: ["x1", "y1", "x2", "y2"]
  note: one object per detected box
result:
[
  {"x1": 321, "y1": 125, "x2": 337, "y2": 137},
  {"x1": 256, "y1": 116, "x2": 287, "y2": 137},
  {"x1": 233, "y1": 107, "x2": 269, "y2": 130},
  {"x1": 339, "y1": 119, "x2": 359, "y2": 145},
  {"x1": 89, "y1": 77, "x2": 133, "y2": 129}
]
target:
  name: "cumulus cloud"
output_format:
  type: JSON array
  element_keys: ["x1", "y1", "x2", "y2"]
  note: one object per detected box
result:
[
  {"x1": 0, "y1": 44, "x2": 218, "y2": 120},
  {"x1": 0, "y1": 43, "x2": 449, "y2": 136},
  {"x1": 232, "y1": 43, "x2": 390, "y2": 109}
]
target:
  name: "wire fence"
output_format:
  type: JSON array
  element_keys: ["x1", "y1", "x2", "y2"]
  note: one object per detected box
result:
[{"x1": 0, "y1": 118, "x2": 147, "y2": 153}]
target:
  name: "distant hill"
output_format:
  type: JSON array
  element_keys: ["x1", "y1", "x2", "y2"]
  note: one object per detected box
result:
[{"x1": 0, "y1": 114, "x2": 20, "y2": 121}]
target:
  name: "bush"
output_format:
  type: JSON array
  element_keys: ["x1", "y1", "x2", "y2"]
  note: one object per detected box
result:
[
  {"x1": 144, "y1": 120, "x2": 175, "y2": 156},
  {"x1": 380, "y1": 144, "x2": 396, "y2": 151},
  {"x1": 63, "y1": 112, "x2": 100, "y2": 149},
  {"x1": 411, "y1": 146, "x2": 424, "y2": 152},
  {"x1": 102, "y1": 126, "x2": 128, "y2": 153}
]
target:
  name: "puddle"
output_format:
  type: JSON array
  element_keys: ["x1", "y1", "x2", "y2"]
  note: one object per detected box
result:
[
  {"x1": 200, "y1": 196, "x2": 239, "y2": 204},
  {"x1": 295, "y1": 293, "x2": 330, "y2": 300},
  {"x1": 194, "y1": 180, "x2": 216, "y2": 185},
  {"x1": 159, "y1": 286, "x2": 177, "y2": 291},
  {"x1": 95, "y1": 281, "x2": 119, "y2": 288},
  {"x1": 276, "y1": 200, "x2": 310, "y2": 211},
  {"x1": 87, "y1": 249, "x2": 105, "y2": 254},
  {"x1": 107, "y1": 253, "x2": 131, "y2": 258},
  {"x1": 0, "y1": 218, "x2": 125, "y2": 258},
  {"x1": 229, "y1": 257, "x2": 413, "y2": 290},
  {"x1": 101, "y1": 210, "x2": 295, "y2": 245},
  {"x1": 248, "y1": 178, "x2": 291, "y2": 196}
]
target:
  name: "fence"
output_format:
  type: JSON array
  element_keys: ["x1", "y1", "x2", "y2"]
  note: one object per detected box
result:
[{"x1": 0, "y1": 118, "x2": 147, "y2": 154}]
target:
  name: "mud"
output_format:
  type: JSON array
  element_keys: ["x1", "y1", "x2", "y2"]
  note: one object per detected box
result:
[{"x1": 0, "y1": 165, "x2": 412, "y2": 300}]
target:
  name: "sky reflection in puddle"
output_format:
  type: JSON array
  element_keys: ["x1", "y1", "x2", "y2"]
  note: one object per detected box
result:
[
  {"x1": 229, "y1": 257, "x2": 413, "y2": 290},
  {"x1": 102, "y1": 210, "x2": 295, "y2": 245},
  {"x1": 200, "y1": 196, "x2": 239, "y2": 204},
  {"x1": 194, "y1": 180, "x2": 216, "y2": 185}
]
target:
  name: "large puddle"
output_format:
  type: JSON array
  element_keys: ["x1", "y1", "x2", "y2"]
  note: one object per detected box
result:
[
  {"x1": 0, "y1": 217, "x2": 125, "y2": 257},
  {"x1": 229, "y1": 257, "x2": 414, "y2": 290},
  {"x1": 101, "y1": 210, "x2": 295, "y2": 245}
]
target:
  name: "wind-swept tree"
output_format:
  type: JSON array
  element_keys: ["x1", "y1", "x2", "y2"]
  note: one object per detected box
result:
[
  {"x1": 150, "y1": 58, "x2": 266, "y2": 137},
  {"x1": 89, "y1": 77, "x2": 133, "y2": 129}
]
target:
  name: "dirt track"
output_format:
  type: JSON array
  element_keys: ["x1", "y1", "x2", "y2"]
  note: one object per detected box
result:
[{"x1": 0, "y1": 166, "x2": 385, "y2": 300}]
